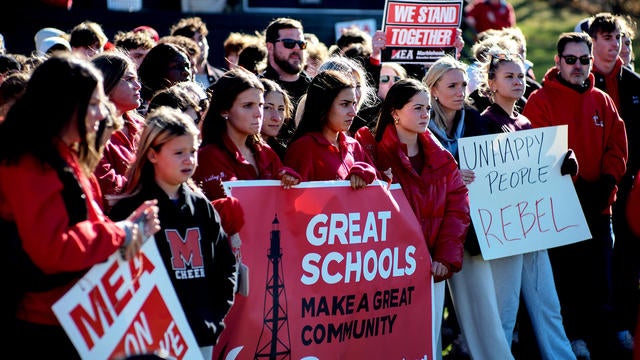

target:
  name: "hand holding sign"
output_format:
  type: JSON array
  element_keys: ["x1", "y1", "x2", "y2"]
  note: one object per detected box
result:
[
  {"x1": 381, "y1": 0, "x2": 463, "y2": 63},
  {"x1": 457, "y1": 126, "x2": 591, "y2": 259},
  {"x1": 119, "y1": 200, "x2": 160, "y2": 260}
]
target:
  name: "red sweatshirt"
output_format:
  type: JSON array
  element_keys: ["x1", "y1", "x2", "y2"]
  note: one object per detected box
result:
[
  {"x1": 193, "y1": 133, "x2": 286, "y2": 200},
  {"x1": 523, "y1": 68, "x2": 627, "y2": 184},
  {"x1": 0, "y1": 141, "x2": 126, "y2": 325},
  {"x1": 284, "y1": 131, "x2": 377, "y2": 183}
]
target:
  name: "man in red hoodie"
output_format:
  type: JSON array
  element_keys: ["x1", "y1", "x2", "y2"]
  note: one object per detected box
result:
[{"x1": 523, "y1": 31, "x2": 628, "y2": 360}]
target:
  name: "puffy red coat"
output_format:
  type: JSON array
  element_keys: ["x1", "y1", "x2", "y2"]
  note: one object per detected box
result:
[{"x1": 376, "y1": 126, "x2": 469, "y2": 281}]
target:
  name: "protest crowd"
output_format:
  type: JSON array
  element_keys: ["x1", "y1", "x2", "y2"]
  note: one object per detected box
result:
[{"x1": 1, "y1": 0, "x2": 639, "y2": 359}]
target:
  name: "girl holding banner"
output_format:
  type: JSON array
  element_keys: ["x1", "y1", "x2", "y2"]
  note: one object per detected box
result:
[
  {"x1": 285, "y1": 70, "x2": 377, "y2": 188},
  {"x1": 193, "y1": 67, "x2": 299, "y2": 200},
  {"x1": 368, "y1": 78, "x2": 470, "y2": 360},
  {"x1": 423, "y1": 55, "x2": 515, "y2": 360}
]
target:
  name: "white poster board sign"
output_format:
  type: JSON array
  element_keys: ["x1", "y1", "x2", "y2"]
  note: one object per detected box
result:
[
  {"x1": 458, "y1": 125, "x2": 591, "y2": 260},
  {"x1": 53, "y1": 240, "x2": 203, "y2": 360}
]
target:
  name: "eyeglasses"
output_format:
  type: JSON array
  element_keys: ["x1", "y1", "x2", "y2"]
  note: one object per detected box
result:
[
  {"x1": 560, "y1": 55, "x2": 591, "y2": 65},
  {"x1": 274, "y1": 38, "x2": 307, "y2": 50},
  {"x1": 380, "y1": 75, "x2": 402, "y2": 83}
]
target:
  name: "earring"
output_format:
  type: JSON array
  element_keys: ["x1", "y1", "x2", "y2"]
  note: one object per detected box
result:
[
  {"x1": 434, "y1": 96, "x2": 439, "y2": 101},
  {"x1": 394, "y1": 117, "x2": 399, "y2": 125},
  {"x1": 223, "y1": 115, "x2": 228, "y2": 120}
]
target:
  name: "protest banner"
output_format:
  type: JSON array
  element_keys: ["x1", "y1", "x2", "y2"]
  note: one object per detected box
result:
[
  {"x1": 381, "y1": 0, "x2": 462, "y2": 64},
  {"x1": 52, "y1": 240, "x2": 203, "y2": 360},
  {"x1": 458, "y1": 125, "x2": 591, "y2": 260},
  {"x1": 214, "y1": 180, "x2": 433, "y2": 360}
]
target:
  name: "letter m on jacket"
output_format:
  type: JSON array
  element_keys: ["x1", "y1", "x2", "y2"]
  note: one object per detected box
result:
[{"x1": 165, "y1": 228, "x2": 204, "y2": 269}]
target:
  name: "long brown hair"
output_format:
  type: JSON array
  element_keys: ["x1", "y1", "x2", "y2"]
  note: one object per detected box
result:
[{"x1": 200, "y1": 67, "x2": 265, "y2": 147}]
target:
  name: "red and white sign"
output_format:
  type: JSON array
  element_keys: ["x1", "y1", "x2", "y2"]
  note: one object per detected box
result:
[
  {"x1": 52, "y1": 241, "x2": 202, "y2": 360},
  {"x1": 215, "y1": 180, "x2": 433, "y2": 360},
  {"x1": 458, "y1": 125, "x2": 591, "y2": 260},
  {"x1": 381, "y1": 0, "x2": 462, "y2": 63},
  {"x1": 385, "y1": 1, "x2": 460, "y2": 26}
]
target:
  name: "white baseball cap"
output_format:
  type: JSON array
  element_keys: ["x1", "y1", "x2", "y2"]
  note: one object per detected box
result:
[{"x1": 36, "y1": 36, "x2": 71, "y2": 56}]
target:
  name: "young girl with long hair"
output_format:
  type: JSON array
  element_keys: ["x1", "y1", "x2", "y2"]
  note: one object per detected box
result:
[
  {"x1": 285, "y1": 70, "x2": 377, "y2": 188},
  {"x1": 372, "y1": 78, "x2": 470, "y2": 358},
  {"x1": 259, "y1": 77, "x2": 292, "y2": 160},
  {"x1": 478, "y1": 47, "x2": 576, "y2": 359},
  {"x1": 109, "y1": 106, "x2": 237, "y2": 360},
  {"x1": 193, "y1": 67, "x2": 299, "y2": 200},
  {"x1": 91, "y1": 51, "x2": 145, "y2": 204}
]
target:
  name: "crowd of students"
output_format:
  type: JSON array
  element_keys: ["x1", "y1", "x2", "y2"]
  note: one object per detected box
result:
[{"x1": 0, "y1": 7, "x2": 638, "y2": 360}]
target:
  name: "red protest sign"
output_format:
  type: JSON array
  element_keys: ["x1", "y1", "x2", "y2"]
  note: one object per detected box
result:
[
  {"x1": 386, "y1": 2, "x2": 460, "y2": 26},
  {"x1": 214, "y1": 181, "x2": 433, "y2": 360},
  {"x1": 381, "y1": 0, "x2": 462, "y2": 64},
  {"x1": 53, "y1": 242, "x2": 202, "y2": 359}
]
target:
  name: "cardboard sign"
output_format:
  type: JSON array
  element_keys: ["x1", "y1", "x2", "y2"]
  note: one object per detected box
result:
[
  {"x1": 458, "y1": 125, "x2": 591, "y2": 260},
  {"x1": 215, "y1": 180, "x2": 433, "y2": 360},
  {"x1": 53, "y1": 241, "x2": 203, "y2": 360},
  {"x1": 381, "y1": 0, "x2": 462, "y2": 64}
]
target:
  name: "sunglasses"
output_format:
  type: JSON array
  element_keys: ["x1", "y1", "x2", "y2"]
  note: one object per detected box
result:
[
  {"x1": 275, "y1": 38, "x2": 307, "y2": 50},
  {"x1": 560, "y1": 55, "x2": 591, "y2": 65},
  {"x1": 380, "y1": 75, "x2": 402, "y2": 83}
]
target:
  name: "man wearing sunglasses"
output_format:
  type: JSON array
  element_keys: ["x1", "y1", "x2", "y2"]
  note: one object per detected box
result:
[
  {"x1": 523, "y1": 31, "x2": 628, "y2": 360},
  {"x1": 261, "y1": 17, "x2": 312, "y2": 151},
  {"x1": 262, "y1": 17, "x2": 311, "y2": 109},
  {"x1": 586, "y1": 13, "x2": 640, "y2": 357}
]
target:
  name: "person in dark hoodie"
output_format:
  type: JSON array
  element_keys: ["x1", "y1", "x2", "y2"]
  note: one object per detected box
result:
[{"x1": 109, "y1": 106, "x2": 238, "y2": 360}]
